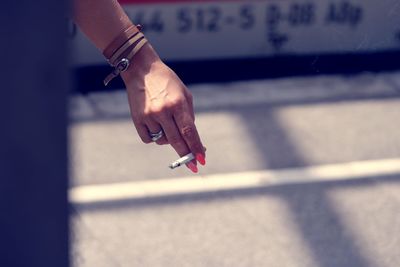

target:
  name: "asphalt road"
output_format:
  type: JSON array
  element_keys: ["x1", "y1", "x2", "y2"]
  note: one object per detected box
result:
[{"x1": 70, "y1": 71, "x2": 400, "y2": 267}]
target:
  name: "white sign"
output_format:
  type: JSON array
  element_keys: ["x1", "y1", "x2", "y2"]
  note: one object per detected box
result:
[{"x1": 71, "y1": 0, "x2": 400, "y2": 65}]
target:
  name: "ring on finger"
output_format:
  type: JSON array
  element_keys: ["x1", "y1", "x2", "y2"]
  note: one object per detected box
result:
[{"x1": 149, "y1": 129, "x2": 164, "y2": 142}]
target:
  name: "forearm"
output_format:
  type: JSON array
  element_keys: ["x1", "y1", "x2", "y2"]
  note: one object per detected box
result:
[
  {"x1": 73, "y1": 0, "x2": 132, "y2": 51},
  {"x1": 73, "y1": 0, "x2": 161, "y2": 84},
  {"x1": 73, "y1": 0, "x2": 205, "y2": 172}
]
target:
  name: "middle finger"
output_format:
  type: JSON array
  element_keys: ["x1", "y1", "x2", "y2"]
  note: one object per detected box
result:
[{"x1": 159, "y1": 115, "x2": 198, "y2": 172}]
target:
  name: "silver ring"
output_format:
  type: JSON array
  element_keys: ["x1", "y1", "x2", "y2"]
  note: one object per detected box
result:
[{"x1": 149, "y1": 130, "x2": 164, "y2": 142}]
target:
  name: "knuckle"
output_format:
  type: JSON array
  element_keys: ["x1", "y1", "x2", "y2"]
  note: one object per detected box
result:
[
  {"x1": 144, "y1": 103, "x2": 166, "y2": 118},
  {"x1": 151, "y1": 105, "x2": 164, "y2": 115},
  {"x1": 180, "y1": 125, "x2": 196, "y2": 139},
  {"x1": 145, "y1": 107, "x2": 162, "y2": 117},
  {"x1": 167, "y1": 96, "x2": 185, "y2": 110}
]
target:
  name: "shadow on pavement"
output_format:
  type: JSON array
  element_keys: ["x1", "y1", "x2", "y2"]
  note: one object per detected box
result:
[{"x1": 74, "y1": 175, "x2": 400, "y2": 266}]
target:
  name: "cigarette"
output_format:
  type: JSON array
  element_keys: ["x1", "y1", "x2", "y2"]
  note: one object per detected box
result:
[{"x1": 169, "y1": 153, "x2": 195, "y2": 169}]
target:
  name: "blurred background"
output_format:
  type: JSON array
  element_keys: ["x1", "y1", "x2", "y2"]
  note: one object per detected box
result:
[{"x1": 70, "y1": 0, "x2": 400, "y2": 266}]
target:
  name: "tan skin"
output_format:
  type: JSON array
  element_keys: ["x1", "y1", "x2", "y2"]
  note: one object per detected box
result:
[{"x1": 73, "y1": 0, "x2": 205, "y2": 172}]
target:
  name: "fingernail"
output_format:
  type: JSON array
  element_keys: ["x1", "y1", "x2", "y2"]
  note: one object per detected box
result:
[
  {"x1": 187, "y1": 162, "x2": 198, "y2": 173},
  {"x1": 196, "y1": 153, "x2": 206, "y2": 165}
]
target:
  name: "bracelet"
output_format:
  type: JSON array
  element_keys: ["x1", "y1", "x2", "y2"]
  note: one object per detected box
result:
[
  {"x1": 108, "y1": 32, "x2": 144, "y2": 65},
  {"x1": 103, "y1": 24, "x2": 148, "y2": 86},
  {"x1": 102, "y1": 24, "x2": 141, "y2": 59}
]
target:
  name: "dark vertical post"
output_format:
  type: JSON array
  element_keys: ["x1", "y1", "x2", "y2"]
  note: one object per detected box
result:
[{"x1": 0, "y1": 1, "x2": 69, "y2": 267}]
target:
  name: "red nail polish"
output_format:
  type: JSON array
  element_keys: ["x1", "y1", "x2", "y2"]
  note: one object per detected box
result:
[
  {"x1": 196, "y1": 154, "x2": 206, "y2": 165},
  {"x1": 187, "y1": 162, "x2": 198, "y2": 173}
]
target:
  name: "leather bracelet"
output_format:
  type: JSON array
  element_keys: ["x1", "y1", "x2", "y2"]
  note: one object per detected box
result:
[
  {"x1": 108, "y1": 32, "x2": 144, "y2": 65},
  {"x1": 102, "y1": 24, "x2": 142, "y2": 59},
  {"x1": 103, "y1": 34, "x2": 148, "y2": 86}
]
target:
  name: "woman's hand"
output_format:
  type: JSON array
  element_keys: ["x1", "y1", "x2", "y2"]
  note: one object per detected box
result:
[
  {"x1": 121, "y1": 43, "x2": 206, "y2": 173},
  {"x1": 73, "y1": 0, "x2": 203, "y2": 171}
]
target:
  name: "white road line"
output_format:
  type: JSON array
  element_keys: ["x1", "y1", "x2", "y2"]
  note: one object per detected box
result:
[{"x1": 69, "y1": 158, "x2": 400, "y2": 204}]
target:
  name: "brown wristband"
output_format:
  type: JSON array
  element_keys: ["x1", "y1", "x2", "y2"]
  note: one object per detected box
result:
[
  {"x1": 102, "y1": 24, "x2": 142, "y2": 59},
  {"x1": 103, "y1": 37, "x2": 148, "y2": 86},
  {"x1": 103, "y1": 34, "x2": 148, "y2": 86},
  {"x1": 108, "y1": 32, "x2": 144, "y2": 65}
]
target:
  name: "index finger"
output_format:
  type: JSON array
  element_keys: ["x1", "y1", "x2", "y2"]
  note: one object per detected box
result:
[
  {"x1": 157, "y1": 115, "x2": 199, "y2": 173},
  {"x1": 173, "y1": 109, "x2": 206, "y2": 165}
]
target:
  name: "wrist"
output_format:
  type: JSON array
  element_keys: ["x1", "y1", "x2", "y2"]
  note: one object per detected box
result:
[{"x1": 120, "y1": 42, "x2": 163, "y2": 86}]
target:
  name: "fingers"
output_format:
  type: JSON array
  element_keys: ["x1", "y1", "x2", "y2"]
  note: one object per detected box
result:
[
  {"x1": 153, "y1": 96, "x2": 205, "y2": 172},
  {"x1": 185, "y1": 91, "x2": 195, "y2": 121},
  {"x1": 146, "y1": 92, "x2": 204, "y2": 173},
  {"x1": 143, "y1": 108, "x2": 204, "y2": 173},
  {"x1": 133, "y1": 121, "x2": 152, "y2": 144},
  {"x1": 127, "y1": 74, "x2": 204, "y2": 173},
  {"x1": 145, "y1": 118, "x2": 168, "y2": 145},
  {"x1": 173, "y1": 104, "x2": 206, "y2": 166},
  {"x1": 157, "y1": 113, "x2": 198, "y2": 173}
]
